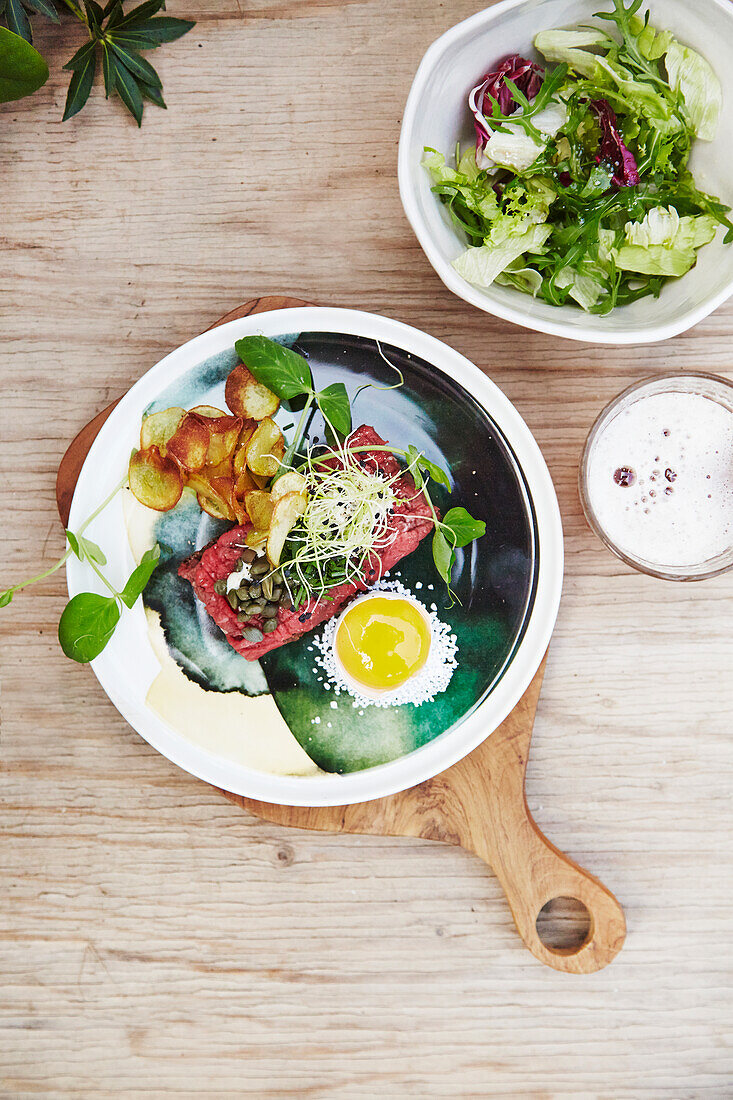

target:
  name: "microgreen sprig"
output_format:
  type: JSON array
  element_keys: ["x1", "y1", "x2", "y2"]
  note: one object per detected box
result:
[
  {"x1": 1, "y1": 479, "x2": 160, "y2": 662},
  {"x1": 236, "y1": 336, "x2": 486, "y2": 603}
]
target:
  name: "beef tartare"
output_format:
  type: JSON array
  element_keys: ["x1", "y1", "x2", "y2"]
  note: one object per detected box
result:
[{"x1": 178, "y1": 425, "x2": 434, "y2": 660}]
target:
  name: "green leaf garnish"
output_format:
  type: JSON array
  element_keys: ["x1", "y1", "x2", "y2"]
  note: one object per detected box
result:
[
  {"x1": 58, "y1": 592, "x2": 121, "y2": 663},
  {"x1": 119, "y1": 544, "x2": 160, "y2": 608},
  {"x1": 235, "y1": 336, "x2": 313, "y2": 400},
  {"x1": 316, "y1": 382, "x2": 351, "y2": 437},
  {"x1": 431, "y1": 529, "x2": 454, "y2": 586},
  {"x1": 441, "y1": 507, "x2": 486, "y2": 548}
]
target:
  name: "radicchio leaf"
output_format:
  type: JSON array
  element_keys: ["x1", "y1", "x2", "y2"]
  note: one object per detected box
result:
[
  {"x1": 590, "y1": 98, "x2": 640, "y2": 188},
  {"x1": 468, "y1": 54, "x2": 544, "y2": 162}
]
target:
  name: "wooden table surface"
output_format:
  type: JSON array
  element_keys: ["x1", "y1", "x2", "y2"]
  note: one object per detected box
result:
[{"x1": 2, "y1": 0, "x2": 733, "y2": 1095}]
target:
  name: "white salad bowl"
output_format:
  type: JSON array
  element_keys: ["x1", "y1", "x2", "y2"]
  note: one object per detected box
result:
[
  {"x1": 398, "y1": 0, "x2": 733, "y2": 344},
  {"x1": 66, "y1": 307, "x2": 563, "y2": 807}
]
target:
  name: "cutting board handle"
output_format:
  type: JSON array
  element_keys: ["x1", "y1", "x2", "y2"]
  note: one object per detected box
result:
[{"x1": 456, "y1": 699, "x2": 627, "y2": 970}]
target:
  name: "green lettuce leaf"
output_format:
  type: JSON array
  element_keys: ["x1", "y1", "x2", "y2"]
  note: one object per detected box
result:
[
  {"x1": 453, "y1": 223, "x2": 552, "y2": 288},
  {"x1": 479, "y1": 102, "x2": 567, "y2": 172},
  {"x1": 534, "y1": 28, "x2": 610, "y2": 78},
  {"x1": 495, "y1": 256, "x2": 544, "y2": 296},
  {"x1": 554, "y1": 267, "x2": 605, "y2": 310},
  {"x1": 628, "y1": 14, "x2": 672, "y2": 61},
  {"x1": 664, "y1": 40, "x2": 722, "y2": 141},
  {"x1": 613, "y1": 205, "x2": 717, "y2": 276}
]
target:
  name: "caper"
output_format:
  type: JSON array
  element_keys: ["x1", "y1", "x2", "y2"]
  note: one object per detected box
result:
[
  {"x1": 242, "y1": 547, "x2": 256, "y2": 564},
  {"x1": 262, "y1": 604, "x2": 279, "y2": 619},
  {"x1": 262, "y1": 619, "x2": 278, "y2": 634},
  {"x1": 237, "y1": 611, "x2": 251, "y2": 623},
  {"x1": 241, "y1": 626, "x2": 264, "y2": 643},
  {"x1": 248, "y1": 582, "x2": 262, "y2": 598},
  {"x1": 250, "y1": 561, "x2": 268, "y2": 577},
  {"x1": 261, "y1": 576, "x2": 274, "y2": 601},
  {"x1": 269, "y1": 570, "x2": 282, "y2": 584},
  {"x1": 244, "y1": 599, "x2": 264, "y2": 614},
  {"x1": 226, "y1": 591, "x2": 239, "y2": 610},
  {"x1": 214, "y1": 579, "x2": 226, "y2": 595}
]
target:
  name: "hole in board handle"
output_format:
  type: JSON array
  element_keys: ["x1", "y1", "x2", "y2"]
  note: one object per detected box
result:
[{"x1": 536, "y1": 896, "x2": 592, "y2": 955}]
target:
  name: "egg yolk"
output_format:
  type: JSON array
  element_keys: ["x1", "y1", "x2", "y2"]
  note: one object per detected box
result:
[{"x1": 335, "y1": 597, "x2": 431, "y2": 692}]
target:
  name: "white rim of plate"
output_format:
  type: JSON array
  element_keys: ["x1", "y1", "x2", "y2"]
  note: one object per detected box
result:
[
  {"x1": 397, "y1": 0, "x2": 733, "y2": 344},
  {"x1": 66, "y1": 306, "x2": 564, "y2": 806}
]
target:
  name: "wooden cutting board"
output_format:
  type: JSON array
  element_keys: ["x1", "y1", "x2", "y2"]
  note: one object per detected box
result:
[{"x1": 56, "y1": 295, "x2": 626, "y2": 974}]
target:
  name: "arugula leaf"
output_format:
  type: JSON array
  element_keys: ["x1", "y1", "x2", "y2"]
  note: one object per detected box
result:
[
  {"x1": 234, "y1": 336, "x2": 313, "y2": 400},
  {"x1": 442, "y1": 507, "x2": 486, "y2": 548},
  {"x1": 58, "y1": 593, "x2": 121, "y2": 663},
  {"x1": 316, "y1": 383, "x2": 351, "y2": 436},
  {"x1": 120, "y1": 544, "x2": 160, "y2": 609}
]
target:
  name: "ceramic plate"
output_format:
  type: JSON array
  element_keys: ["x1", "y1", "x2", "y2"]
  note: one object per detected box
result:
[{"x1": 67, "y1": 307, "x2": 563, "y2": 805}]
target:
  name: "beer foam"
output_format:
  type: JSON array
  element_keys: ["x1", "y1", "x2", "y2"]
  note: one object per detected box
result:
[{"x1": 586, "y1": 391, "x2": 733, "y2": 569}]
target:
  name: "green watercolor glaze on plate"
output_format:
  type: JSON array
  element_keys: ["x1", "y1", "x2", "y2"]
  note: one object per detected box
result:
[{"x1": 141, "y1": 330, "x2": 538, "y2": 774}]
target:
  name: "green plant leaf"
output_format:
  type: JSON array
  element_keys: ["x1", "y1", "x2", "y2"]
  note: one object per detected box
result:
[
  {"x1": 83, "y1": 0, "x2": 103, "y2": 30},
  {"x1": 405, "y1": 445, "x2": 424, "y2": 489},
  {"x1": 23, "y1": 0, "x2": 59, "y2": 22},
  {"x1": 79, "y1": 536, "x2": 107, "y2": 566},
  {"x1": 316, "y1": 383, "x2": 351, "y2": 436},
  {"x1": 101, "y1": 40, "x2": 114, "y2": 94},
  {"x1": 114, "y1": 0, "x2": 164, "y2": 30},
  {"x1": 0, "y1": 589, "x2": 13, "y2": 608},
  {"x1": 234, "y1": 336, "x2": 313, "y2": 400},
  {"x1": 418, "y1": 454, "x2": 451, "y2": 489},
  {"x1": 0, "y1": 24, "x2": 47, "y2": 101},
  {"x1": 58, "y1": 592, "x2": 120, "y2": 663},
  {"x1": 109, "y1": 50, "x2": 143, "y2": 124},
  {"x1": 107, "y1": 30, "x2": 161, "y2": 50},
  {"x1": 127, "y1": 15, "x2": 194, "y2": 42},
  {"x1": 441, "y1": 506, "x2": 486, "y2": 548},
  {"x1": 119, "y1": 544, "x2": 160, "y2": 609},
  {"x1": 432, "y1": 528, "x2": 454, "y2": 585},
  {"x1": 63, "y1": 37, "x2": 96, "y2": 71},
  {"x1": 62, "y1": 45, "x2": 96, "y2": 120},
  {"x1": 109, "y1": 38, "x2": 161, "y2": 86},
  {"x1": 137, "y1": 76, "x2": 164, "y2": 107},
  {"x1": 5, "y1": 0, "x2": 32, "y2": 42},
  {"x1": 65, "y1": 529, "x2": 81, "y2": 558}
]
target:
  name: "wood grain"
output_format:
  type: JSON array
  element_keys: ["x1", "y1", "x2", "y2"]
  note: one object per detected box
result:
[
  {"x1": 2, "y1": 0, "x2": 733, "y2": 1092},
  {"x1": 56, "y1": 294, "x2": 625, "y2": 974}
]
